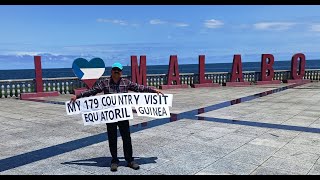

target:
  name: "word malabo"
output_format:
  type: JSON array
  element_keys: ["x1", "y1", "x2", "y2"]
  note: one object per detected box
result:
[{"x1": 130, "y1": 53, "x2": 307, "y2": 87}]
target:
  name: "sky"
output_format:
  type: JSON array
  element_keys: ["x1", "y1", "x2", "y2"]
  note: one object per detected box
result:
[{"x1": 1, "y1": 5, "x2": 320, "y2": 69}]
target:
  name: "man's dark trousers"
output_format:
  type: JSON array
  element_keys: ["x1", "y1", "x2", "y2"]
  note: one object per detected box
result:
[{"x1": 107, "y1": 120, "x2": 133, "y2": 163}]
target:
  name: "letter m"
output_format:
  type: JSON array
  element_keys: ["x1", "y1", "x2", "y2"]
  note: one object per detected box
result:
[
  {"x1": 67, "y1": 103, "x2": 76, "y2": 113},
  {"x1": 131, "y1": 55, "x2": 147, "y2": 86}
]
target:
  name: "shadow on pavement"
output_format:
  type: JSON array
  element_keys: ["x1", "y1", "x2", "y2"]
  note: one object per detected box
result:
[{"x1": 61, "y1": 156, "x2": 158, "y2": 167}]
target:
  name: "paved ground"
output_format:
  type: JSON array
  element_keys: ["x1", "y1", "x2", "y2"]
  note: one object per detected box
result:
[{"x1": 1, "y1": 82, "x2": 320, "y2": 175}]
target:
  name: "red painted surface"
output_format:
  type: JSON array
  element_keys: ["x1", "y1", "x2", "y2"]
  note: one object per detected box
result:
[
  {"x1": 256, "y1": 80, "x2": 281, "y2": 85},
  {"x1": 198, "y1": 55, "x2": 212, "y2": 84},
  {"x1": 160, "y1": 84, "x2": 188, "y2": 89},
  {"x1": 34, "y1": 56, "x2": 43, "y2": 92},
  {"x1": 225, "y1": 82, "x2": 251, "y2": 86},
  {"x1": 261, "y1": 54, "x2": 275, "y2": 81},
  {"x1": 20, "y1": 91, "x2": 59, "y2": 100},
  {"x1": 230, "y1": 55, "x2": 244, "y2": 82},
  {"x1": 131, "y1": 55, "x2": 147, "y2": 86},
  {"x1": 166, "y1": 55, "x2": 181, "y2": 85},
  {"x1": 191, "y1": 83, "x2": 220, "y2": 88},
  {"x1": 74, "y1": 87, "x2": 89, "y2": 96},
  {"x1": 82, "y1": 79, "x2": 97, "y2": 89},
  {"x1": 291, "y1": 53, "x2": 306, "y2": 80}
]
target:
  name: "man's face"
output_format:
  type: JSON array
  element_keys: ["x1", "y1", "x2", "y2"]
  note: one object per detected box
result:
[{"x1": 111, "y1": 67, "x2": 122, "y2": 78}]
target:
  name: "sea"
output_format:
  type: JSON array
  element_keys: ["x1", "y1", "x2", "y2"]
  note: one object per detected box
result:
[{"x1": 1, "y1": 60, "x2": 320, "y2": 80}]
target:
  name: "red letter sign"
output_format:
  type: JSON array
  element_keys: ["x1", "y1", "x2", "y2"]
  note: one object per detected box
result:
[
  {"x1": 261, "y1": 54, "x2": 275, "y2": 81},
  {"x1": 291, "y1": 53, "x2": 306, "y2": 80},
  {"x1": 199, "y1": 55, "x2": 211, "y2": 84},
  {"x1": 131, "y1": 55, "x2": 147, "y2": 85},
  {"x1": 225, "y1": 54, "x2": 250, "y2": 86},
  {"x1": 20, "y1": 56, "x2": 59, "y2": 99},
  {"x1": 230, "y1": 54, "x2": 244, "y2": 82},
  {"x1": 167, "y1": 55, "x2": 181, "y2": 85},
  {"x1": 34, "y1": 56, "x2": 43, "y2": 93}
]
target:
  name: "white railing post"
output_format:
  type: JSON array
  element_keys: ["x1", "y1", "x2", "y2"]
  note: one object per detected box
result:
[
  {"x1": 153, "y1": 77, "x2": 156, "y2": 86},
  {"x1": 57, "y1": 82, "x2": 60, "y2": 94},
  {"x1": 27, "y1": 84, "x2": 31, "y2": 93},
  {"x1": 17, "y1": 84, "x2": 20, "y2": 98},
  {"x1": 155, "y1": 76, "x2": 160, "y2": 87},
  {"x1": 48, "y1": 83, "x2": 51, "y2": 91},
  {"x1": 66, "y1": 82, "x2": 70, "y2": 94},
  {"x1": 43, "y1": 83, "x2": 46, "y2": 92},
  {"x1": 7, "y1": 85, "x2": 10, "y2": 98},
  {"x1": 146, "y1": 78, "x2": 150, "y2": 86},
  {"x1": 1, "y1": 85, "x2": 4, "y2": 98},
  {"x1": 22, "y1": 84, "x2": 26, "y2": 93},
  {"x1": 61, "y1": 82, "x2": 65, "y2": 94},
  {"x1": 12, "y1": 84, "x2": 16, "y2": 98}
]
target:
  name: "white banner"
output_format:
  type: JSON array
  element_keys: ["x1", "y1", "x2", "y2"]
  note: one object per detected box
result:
[
  {"x1": 66, "y1": 93, "x2": 173, "y2": 115},
  {"x1": 135, "y1": 106, "x2": 170, "y2": 118},
  {"x1": 81, "y1": 106, "x2": 133, "y2": 126}
]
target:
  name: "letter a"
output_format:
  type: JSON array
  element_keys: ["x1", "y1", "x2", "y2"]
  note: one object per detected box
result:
[
  {"x1": 166, "y1": 55, "x2": 181, "y2": 85},
  {"x1": 230, "y1": 54, "x2": 244, "y2": 82}
]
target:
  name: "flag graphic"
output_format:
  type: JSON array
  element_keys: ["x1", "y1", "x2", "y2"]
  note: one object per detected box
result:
[{"x1": 72, "y1": 58, "x2": 105, "y2": 88}]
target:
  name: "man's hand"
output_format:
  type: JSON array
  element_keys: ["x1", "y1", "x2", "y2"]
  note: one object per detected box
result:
[
  {"x1": 70, "y1": 95, "x2": 77, "y2": 103},
  {"x1": 154, "y1": 89, "x2": 164, "y2": 96}
]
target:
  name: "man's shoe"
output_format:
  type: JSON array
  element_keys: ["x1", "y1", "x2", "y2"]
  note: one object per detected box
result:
[
  {"x1": 127, "y1": 161, "x2": 140, "y2": 170},
  {"x1": 110, "y1": 163, "x2": 118, "y2": 172}
]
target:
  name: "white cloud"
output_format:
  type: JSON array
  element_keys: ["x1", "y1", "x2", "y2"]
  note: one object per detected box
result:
[
  {"x1": 254, "y1": 22, "x2": 296, "y2": 31},
  {"x1": 173, "y1": 23, "x2": 189, "y2": 27},
  {"x1": 13, "y1": 51, "x2": 45, "y2": 56},
  {"x1": 149, "y1": 19, "x2": 167, "y2": 25},
  {"x1": 97, "y1": 18, "x2": 128, "y2": 26},
  {"x1": 310, "y1": 24, "x2": 320, "y2": 32},
  {"x1": 150, "y1": 19, "x2": 189, "y2": 27},
  {"x1": 204, "y1": 19, "x2": 224, "y2": 28}
]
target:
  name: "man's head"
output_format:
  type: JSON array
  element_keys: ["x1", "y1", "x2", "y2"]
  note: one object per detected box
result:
[{"x1": 111, "y1": 62, "x2": 123, "y2": 79}]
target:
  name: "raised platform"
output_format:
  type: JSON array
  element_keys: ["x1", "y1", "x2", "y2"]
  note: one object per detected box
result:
[
  {"x1": 20, "y1": 91, "x2": 59, "y2": 100},
  {"x1": 191, "y1": 83, "x2": 220, "y2": 88},
  {"x1": 224, "y1": 81, "x2": 251, "y2": 87},
  {"x1": 159, "y1": 84, "x2": 189, "y2": 90},
  {"x1": 283, "y1": 79, "x2": 311, "y2": 84},
  {"x1": 256, "y1": 80, "x2": 282, "y2": 85}
]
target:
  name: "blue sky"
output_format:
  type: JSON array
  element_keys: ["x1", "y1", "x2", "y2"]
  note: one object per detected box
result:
[{"x1": 1, "y1": 5, "x2": 320, "y2": 69}]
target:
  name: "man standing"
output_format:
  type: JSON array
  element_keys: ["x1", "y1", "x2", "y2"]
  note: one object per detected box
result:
[{"x1": 70, "y1": 62, "x2": 163, "y2": 172}]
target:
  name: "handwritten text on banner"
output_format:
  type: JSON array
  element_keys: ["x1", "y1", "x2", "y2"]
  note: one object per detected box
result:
[{"x1": 65, "y1": 93, "x2": 173, "y2": 115}]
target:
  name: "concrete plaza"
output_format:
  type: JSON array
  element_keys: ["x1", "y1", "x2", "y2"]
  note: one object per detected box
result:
[{"x1": 1, "y1": 82, "x2": 320, "y2": 175}]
